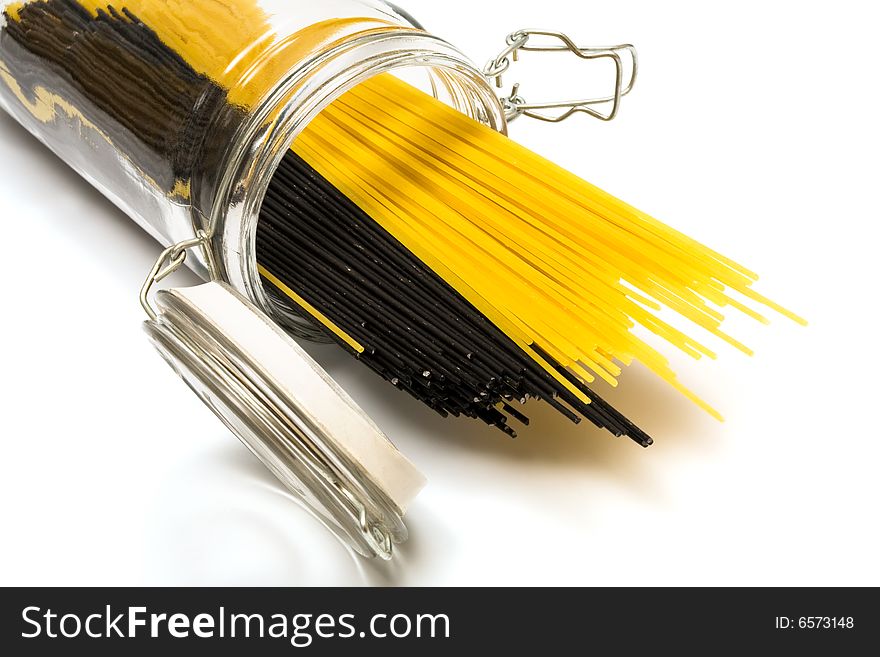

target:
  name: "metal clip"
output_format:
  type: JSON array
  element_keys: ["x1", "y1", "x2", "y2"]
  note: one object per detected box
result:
[
  {"x1": 484, "y1": 29, "x2": 638, "y2": 123},
  {"x1": 140, "y1": 231, "x2": 214, "y2": 320}
]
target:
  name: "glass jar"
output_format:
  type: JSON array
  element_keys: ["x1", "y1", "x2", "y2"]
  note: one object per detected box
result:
[{"x1": 0, "y1": 0, "x2": 506, "y2": 558}]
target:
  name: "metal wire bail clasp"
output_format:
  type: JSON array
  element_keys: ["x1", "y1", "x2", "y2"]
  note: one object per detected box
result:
[
  {"x1": 484, "y1": 29, "x2": 638, "y2": 123},
  {"x1": 140, "y1": 231, "x2": 215, "y2": 320}
]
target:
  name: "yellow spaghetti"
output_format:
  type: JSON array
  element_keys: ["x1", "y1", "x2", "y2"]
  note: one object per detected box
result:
[{"x1": 293, "y1": 73, "x2": 806, "y2": 418}]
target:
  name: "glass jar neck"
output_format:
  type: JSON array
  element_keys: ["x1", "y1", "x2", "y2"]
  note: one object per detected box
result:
[{"x1": 209, "y1": 24, "x2": 506, "y2": 337}]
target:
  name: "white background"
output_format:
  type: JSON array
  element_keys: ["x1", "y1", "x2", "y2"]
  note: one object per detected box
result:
[{"x1": 1, "y1": 0, "x2": 878, "y2": 586}]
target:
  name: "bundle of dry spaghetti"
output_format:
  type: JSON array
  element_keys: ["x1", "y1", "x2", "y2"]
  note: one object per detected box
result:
[{"x1": 0, "y1": 0, "x2": 804, "y2": 445}]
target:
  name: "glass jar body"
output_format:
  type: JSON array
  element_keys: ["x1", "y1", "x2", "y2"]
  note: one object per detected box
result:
[{"x1": 0, "y1": 0, "x2": 505, "y2": 335}]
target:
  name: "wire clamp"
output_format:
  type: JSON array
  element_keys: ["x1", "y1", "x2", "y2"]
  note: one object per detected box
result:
[
  {"x1": 484, "y1": 29, "x2": 638, "y2": 123},
  {"x1": 140, "y1": 231, "x2": 215, "y2": 320}
]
